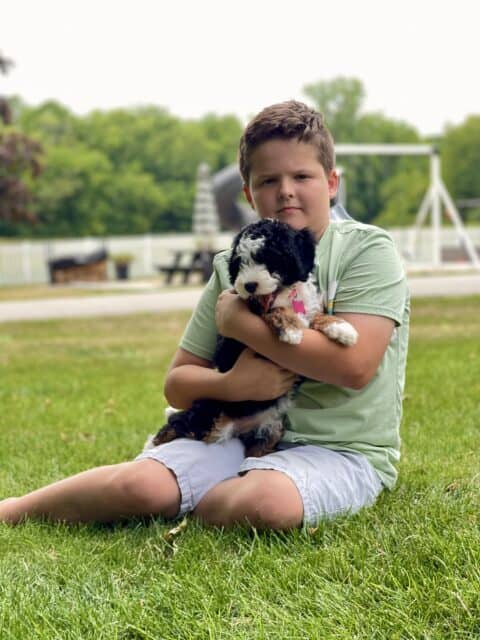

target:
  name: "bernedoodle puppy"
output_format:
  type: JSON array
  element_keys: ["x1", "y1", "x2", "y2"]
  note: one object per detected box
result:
[{"x1": 148, "y1": 218, "x2": 358, "y2": 456}]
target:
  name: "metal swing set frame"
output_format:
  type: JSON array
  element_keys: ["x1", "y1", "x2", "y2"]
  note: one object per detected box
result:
[{"x1": 335, "y1": 144, "x2": 480, "y2": 270}]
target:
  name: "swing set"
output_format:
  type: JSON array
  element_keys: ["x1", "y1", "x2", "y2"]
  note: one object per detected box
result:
[{"x1": 335, "y1": 144, "x2": 480, "y2": 270}]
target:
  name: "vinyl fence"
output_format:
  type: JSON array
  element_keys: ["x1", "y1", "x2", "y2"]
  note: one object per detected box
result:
[
  {"x1": 0, "y1": 233, "x2": 235, "y2": 286},
  {"x1": 1, "y1": 227, "x2": 479, "y2": 286}
]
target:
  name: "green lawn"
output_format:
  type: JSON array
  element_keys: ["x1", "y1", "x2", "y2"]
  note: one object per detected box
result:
[
  {"x1": 1, "y1": 299, "x2": 479, "y2": 639},
  {"x1": 0, "y1": 282, "x2": 163, "y2": 302}
]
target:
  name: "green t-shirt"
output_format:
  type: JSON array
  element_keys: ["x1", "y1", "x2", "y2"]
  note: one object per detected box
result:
[{"x1": 180, "y1": 220, "x2": 410, "y2": 489}]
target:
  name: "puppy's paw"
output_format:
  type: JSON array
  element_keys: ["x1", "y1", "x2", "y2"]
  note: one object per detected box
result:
[
  {"x1": 280, "y1": 328, "x2": 303, "y2": 344},
  {"x1": 322, "y1": 320, "x2": 358, "y2": 346}
]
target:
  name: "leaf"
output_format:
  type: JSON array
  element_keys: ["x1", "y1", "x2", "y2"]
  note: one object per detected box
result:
[{"x1": 163, "y1": 516, "x2": 188, "y2": 543}]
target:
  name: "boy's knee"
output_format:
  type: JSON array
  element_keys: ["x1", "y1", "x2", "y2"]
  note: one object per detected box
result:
[
  {"x1": 198, "y1": 471, "x2": 303, "y2": 530},
  {"x1": 234, "y1": 477, "x2": 302, "y2": 529},
  {"x1": 107, "y1": 461, "x2": 181, "y2": 518}
]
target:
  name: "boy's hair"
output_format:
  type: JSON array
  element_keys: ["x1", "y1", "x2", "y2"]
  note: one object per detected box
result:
[{"x1": 239, "y1": 100, "x2": 335, "y2": 184}]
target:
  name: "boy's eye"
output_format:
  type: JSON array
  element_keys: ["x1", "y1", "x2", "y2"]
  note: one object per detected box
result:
[
  {"x1": 262, "y1": 178, "x2": 275, "y2": 185},
  {"x1": 296, "y1": 174, "x2": 309, "y2": 180}
]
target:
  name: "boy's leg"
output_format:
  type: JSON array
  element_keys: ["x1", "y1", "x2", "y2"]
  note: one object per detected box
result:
[
  {"x1": 194, "y1": 469, "x2": 304, "y2": 529},
  {"x1": 0, "y1": 460, "x2": 180, "y2": 524},
  {"x1": 195, "y1": 446, "x2": 383, "y2": 530},
  {"x1": 135, "y1": 437, "x2": 245, "y2": 519},
  {"x1": 0, "y1": 437, "x2": 246, "y2": 525}
]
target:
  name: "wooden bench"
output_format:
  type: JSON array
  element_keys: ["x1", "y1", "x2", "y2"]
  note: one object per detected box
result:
[{"x1": 156, "y1": 250, "x2": 215, "y2": 284}]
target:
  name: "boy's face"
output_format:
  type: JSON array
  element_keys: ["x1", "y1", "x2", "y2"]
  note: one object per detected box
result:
[{"x1": 243, "y1": 138, "x2": 338, "y2": 240}]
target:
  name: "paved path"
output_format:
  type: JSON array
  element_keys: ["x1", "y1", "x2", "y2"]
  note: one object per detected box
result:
[
  {"x1": 0, "y1": 288, "x2": 203, "y2": 323},
  {"x1": 405, "y1": 273, "x2": 480, "y2": 298},
  {"x1": 0, "y1": 275, "x2": 479, "y2": 323}
]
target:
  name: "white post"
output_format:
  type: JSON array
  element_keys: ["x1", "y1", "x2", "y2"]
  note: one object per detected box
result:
[
  {"x1": 405, "y1": 226, "x2": 417, "y2": 262},
  {"x1": 412, "y1": 186, "x2": 432, "y2": 262},
  {"x1": 438, "y1": 179, "x2": 480, "y2": 267},
  {"x1": 336, "y1": 143, "x2": 479, "y2": 271},
  {"x1": 21, "y1": 241, "x2": 32, "y2": 283},
  {"x1": 430, "y1": 153, "x2": 442, "y2": 268},
  {"x1": 415, "y1": 187, "x2": 432, "y2": 231},
  {"x1": 144, "y1": 234, "x2": 153, "y2": 274}
]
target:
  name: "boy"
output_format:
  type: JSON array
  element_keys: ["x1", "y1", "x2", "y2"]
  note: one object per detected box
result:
[{"x1": 0, "y1": 101, "x2": 409, "y2": 529}]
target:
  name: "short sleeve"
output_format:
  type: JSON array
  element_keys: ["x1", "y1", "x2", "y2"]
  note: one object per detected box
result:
[
  {"x1": 333, "y1": 227, "x2": 409, "y2": 325},
  {"x1": 179, "y1": 252, "x2": 229, "y2": 360}
]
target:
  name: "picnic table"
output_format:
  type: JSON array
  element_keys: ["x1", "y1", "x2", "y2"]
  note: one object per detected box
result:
[{"x1": 156, "y1": 249, "x2": 216, "y2": 284}]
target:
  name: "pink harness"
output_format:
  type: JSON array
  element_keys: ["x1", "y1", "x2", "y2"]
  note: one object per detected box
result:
[{"x1": 288, "y1": 286, "x2": 306, "y2": 315}]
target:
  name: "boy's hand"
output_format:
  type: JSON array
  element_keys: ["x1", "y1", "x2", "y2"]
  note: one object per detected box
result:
[
  {"x1": 223, "y1": 348, "x2": 298, "y2": 402},
  {"x1": 215, "y1": 289, "x2": 250, "y2": 338}
]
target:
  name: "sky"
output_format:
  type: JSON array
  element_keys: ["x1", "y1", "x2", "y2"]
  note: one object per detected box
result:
[{"x1": 1, "y1": 0, "x2": 479, "y2": 137}]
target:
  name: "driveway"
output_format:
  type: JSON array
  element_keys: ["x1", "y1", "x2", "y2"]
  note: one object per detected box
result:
[{"x1": 0, "y1": 274, "x2": 479, "y2": 323}]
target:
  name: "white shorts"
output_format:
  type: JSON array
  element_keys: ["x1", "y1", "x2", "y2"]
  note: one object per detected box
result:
[{"x1": 135, "y1": 438, "x2": 383, "y2": 526}]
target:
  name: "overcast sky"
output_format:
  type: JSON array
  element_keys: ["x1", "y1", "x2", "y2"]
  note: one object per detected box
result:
[{"x1": 2, "y1": 0, "x2": 478, "y2": 136}]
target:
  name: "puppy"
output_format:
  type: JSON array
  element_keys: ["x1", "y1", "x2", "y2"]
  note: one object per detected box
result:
[{"x1": 149, "y1": 219, "x2": 358, "y2": 456}]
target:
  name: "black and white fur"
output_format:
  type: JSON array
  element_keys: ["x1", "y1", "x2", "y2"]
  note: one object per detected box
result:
[{"x1": 148, "y1": 219, "x2": 357, "y2": 456}]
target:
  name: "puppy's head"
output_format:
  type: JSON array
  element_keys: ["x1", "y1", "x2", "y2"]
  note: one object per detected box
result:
[{"x1": 228, "y1": 219, "x2": 316, "y2": 309}]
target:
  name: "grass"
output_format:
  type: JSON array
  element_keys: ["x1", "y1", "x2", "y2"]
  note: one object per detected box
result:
[
  {"x1": 1, "y1": 298, "x2": 479, "y2": 639},
  {"x1": 0, "y1": 282, "x2": 167, "y2": 302}
]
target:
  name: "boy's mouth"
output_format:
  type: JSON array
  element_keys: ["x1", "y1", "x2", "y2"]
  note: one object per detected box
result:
[{"x1": 278, "y1": 206, "x2": 301, "y2": 213}]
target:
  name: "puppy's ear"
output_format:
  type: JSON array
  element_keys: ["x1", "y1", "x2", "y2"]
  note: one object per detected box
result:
[
  {"x1": 228, "y1": 230, "x2": 243, "y2": 285},
  {"x1": 295, "y1": 228, "x2": 316, "y2": 278}
]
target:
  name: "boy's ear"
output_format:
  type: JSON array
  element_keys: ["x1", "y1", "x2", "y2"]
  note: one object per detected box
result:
[
  {"x1": 243, "y1": 184, "x2": 255, "y2": 210},
  {"x1": 327, "y1": 170, "x2": 339, "y2": 199}
]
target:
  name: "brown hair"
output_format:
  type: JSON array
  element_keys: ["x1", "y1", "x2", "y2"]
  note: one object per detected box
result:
[{"x1": 239, "y1": 100, "x2": 335, "y2": 184}]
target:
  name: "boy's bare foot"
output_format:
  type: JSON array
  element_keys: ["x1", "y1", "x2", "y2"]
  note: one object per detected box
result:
[{"x1": 0, "y1": 498, "x2": 21, "y2": 524}]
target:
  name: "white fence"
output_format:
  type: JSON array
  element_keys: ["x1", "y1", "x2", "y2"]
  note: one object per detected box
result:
[
  {"x1": 1, "y1": 227, "x2": 480, "y2": 286},
  {"x1": 0, "y1": 233, "x2": 235, "y2": 286}
]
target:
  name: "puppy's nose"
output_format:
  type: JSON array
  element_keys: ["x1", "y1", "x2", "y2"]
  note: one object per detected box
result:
[{"x1": 244, "y1": 282, "x2": 258, "y2": 294}]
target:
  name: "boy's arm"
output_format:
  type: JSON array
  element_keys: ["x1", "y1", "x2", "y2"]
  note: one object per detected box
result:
[
  {"x1": 215, "y1": 291, "x2": 395, "y2": 390},
  {"x1": 164, "y1": 346, "x2": 298, "y2": 410}
]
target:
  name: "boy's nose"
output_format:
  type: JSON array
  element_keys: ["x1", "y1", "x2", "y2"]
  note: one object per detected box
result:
[{"x1": 278, "y1": 178, "x2": 294, "y2": 199}]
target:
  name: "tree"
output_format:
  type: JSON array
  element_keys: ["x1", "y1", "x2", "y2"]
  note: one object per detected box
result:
[
  {"x1": 303, "y1": 77, "x2": 422, "y2": 223},
  {"x1": 442, "y1": 116, "x2": 480, "y2": 223},
  {"x1": 0, "y1": 51, "x2": 43, "y2": 226},
  {"x1": 375, "y1": 168, "x2": 429, "y2": 228},
  {"x1": 304, "y1": 76, "x2": 364, "y2": 141},
  {"x1": 30, "y1": 145, "x2": 114, "y2": 237},
  {"x1": 18, "y1": 99, "x2": 78, "y2": 146},
  {"x1": 0, "y1": 52, "x2": 13, "y2": 125}
]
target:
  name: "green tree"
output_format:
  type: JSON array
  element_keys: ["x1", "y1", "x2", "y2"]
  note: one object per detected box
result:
[
  {"x1": 442, "y1": 116, "x2": 480, "y2": 223},
  {"x1": 0, "y1": 52, "x2": 43, "y2": 230},
  {"x1": 304, "y1": 76, "x2": 364, "y2": 141},
  {"x1": 375, "y1": 168, "x2": 429, "y2": 228},
  {"x1": 2, "y1": 90, "x2": 246, "y2": 236},
  {"x1": 18, "y1": 99, "x2": 78, "y2": 146},
  {"x1": 343, "y1": 113, "x2": 424, "y2": 223},
  {"x1": 73, "y1": 107, "x2": 242, "y2": 232},
  {"x1": 303, "y1": 77, "x2": 423, "y2": 223},
  {"x1": 30, "y1": 145, "x2": 114, "y2": 237},
  {"x1": 197, "y1": 113, "x2": 243, "y2": 171},
  {"x1": 103, "y1": 170, "x2": 167, "y2": 235}
]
